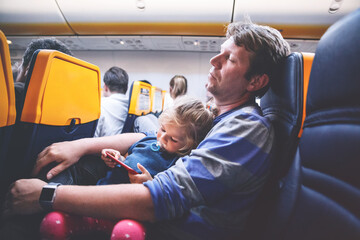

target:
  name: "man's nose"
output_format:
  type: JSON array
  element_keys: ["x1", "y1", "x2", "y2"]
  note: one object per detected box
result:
[{"x1": 210, "y1": 55, "x2": 221, "y2": 68}]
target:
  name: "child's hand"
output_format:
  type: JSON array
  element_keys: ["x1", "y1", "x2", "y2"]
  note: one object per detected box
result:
[
  {"x1": 128, "y1": 163, "x2": 153, "y2": 184},
  {"x1": 101, "y1": 149, "x2": 124, "y2": 168}
]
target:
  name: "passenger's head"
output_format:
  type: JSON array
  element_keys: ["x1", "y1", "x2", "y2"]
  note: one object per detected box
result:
[
  {"x1": 16, "y1": 38, "x2": 73, "y2": 83},
  {"x1": 226, "y1": 20, "x2": 290, "y2": 98},
  {"x1": 207, "y1": 20, "x2": 290, "y2": 107},
  {"x1": 157, "y1": 96, "x2": 213, "y2": 156},
  {"x1": 102, "y1": 66, "x2": 129, "y2": 97},
  {"x1": 169, "y1": 75, "x2": 187, "y2": 99}
]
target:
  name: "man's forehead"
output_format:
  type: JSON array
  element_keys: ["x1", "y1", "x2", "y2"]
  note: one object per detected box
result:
[{"x1": 220, "y1": 37, "x2": 234, "y2": 49}]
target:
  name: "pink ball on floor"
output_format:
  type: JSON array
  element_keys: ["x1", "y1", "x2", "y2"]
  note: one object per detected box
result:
[
  {"x1": 111, "y1": 219, "x2": 146, "y2": 240},
  {"x1": 40, "y1": 211, "x2": 70, "y2": 240}
]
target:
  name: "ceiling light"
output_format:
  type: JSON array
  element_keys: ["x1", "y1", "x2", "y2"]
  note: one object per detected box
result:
[
  {"x1": 329, "y1": 0, "x2": 344, "y2": 14},
  {"x1": 136, "y1": 0, "x2": 146, "y2": 11}
]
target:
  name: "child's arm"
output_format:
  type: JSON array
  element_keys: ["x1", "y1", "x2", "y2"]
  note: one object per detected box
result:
[
  {"x1": 101, "y1": 149, "x2": 125, "y2": 168},
  {"x1": 128, "y1": 163, "x2": 153, "y2": 183}
]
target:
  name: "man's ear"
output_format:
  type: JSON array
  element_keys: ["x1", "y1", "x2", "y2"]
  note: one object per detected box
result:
[
  {"x1": 102, "y1": 84, "x2": 111, "y2": 97},
  {"x1": 247, "y1": 74, "x2": 269, "y2": 92},
  {"x1": 103, "y1": 84, "x2": 109, "y2": 92}
]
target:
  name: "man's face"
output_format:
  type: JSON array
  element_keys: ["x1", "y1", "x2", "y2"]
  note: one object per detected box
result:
[{"x1": 206, "y1": 37, "x2": 253, "y2": 105}]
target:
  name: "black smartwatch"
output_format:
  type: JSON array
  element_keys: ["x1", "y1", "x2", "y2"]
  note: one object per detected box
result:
[{"x1": 39, "y1": 182, "x2": 62, "y2": 211}]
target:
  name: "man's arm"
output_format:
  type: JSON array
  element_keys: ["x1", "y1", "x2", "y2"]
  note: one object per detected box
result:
[
  {"x1": 6, "y1": 178, "x2": 155, "y2": 222},
  {"x1": 55, "y1": 183, "x2": 155, "y2": 221},
  {"x1": 32, "y1": 133, "x2": 146, "y2": 180}
]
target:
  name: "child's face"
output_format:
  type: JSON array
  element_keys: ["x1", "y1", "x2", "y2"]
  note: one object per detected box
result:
[{"x1": 157, "y1": 122, "x2": 187, "y2": 154}]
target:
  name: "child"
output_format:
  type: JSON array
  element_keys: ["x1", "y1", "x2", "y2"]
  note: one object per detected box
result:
[
  {"x1": 97, "y1": 95, "x2": 213, "y2": 185},
  {"x1": 40, "y1": 96, "x2": 214, "y2": 240}
]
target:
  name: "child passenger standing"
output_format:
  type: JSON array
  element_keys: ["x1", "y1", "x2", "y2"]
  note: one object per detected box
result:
[{"x1": 40, "y1": 96, "x2": 213, "y2": 240}]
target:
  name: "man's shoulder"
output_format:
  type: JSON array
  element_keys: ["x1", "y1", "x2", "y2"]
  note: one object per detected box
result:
[
  {"x1": 216, "y1": 104, "x2": 266, "y2": 125},
  {"x1": 102, "y1": 94, "x2": 128, "y2": 105},
  {"x1": 209, "y1": 104, "x2": 271, "y2": 136}
]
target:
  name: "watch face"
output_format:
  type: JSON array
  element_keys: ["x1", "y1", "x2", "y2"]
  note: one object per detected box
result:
[{"x1": 40, "y1": 187, "x2": 55, "y2": 201}]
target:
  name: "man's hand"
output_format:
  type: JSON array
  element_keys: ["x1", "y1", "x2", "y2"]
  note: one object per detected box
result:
[
  {"x1": 128, "y1": 163, "x2": 153, "y2": 184},
  {"x1": 32, "y1": 141, "x2": 83, "y2": 180},
  {"x1": 3, "y1": 179, "x2": 47, "y2": 216}
]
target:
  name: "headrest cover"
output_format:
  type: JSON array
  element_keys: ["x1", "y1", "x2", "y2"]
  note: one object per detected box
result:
[
  {"x1": 128, "y1": 81, "x2": 152, "y2": 115},
  {"x1": 306, "y1": 9, "x2": 360, "y2": 117},
  {"x1": 21, "y1": 50, "x2": 101, "y2": 125}
]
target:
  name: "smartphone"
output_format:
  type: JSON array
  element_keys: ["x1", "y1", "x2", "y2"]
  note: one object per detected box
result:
[{"x1": 106, "y1": 152, "x2": 138, "y2": 175}]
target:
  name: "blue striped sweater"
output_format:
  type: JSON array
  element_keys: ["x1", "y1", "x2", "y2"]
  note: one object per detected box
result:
[{"x1": 144, "y1": 103, "x2": 274, "y2": 239}]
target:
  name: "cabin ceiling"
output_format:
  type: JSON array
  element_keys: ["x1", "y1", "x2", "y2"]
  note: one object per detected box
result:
[{"x1": 0, "y1": 0, "x2": 359, "y2": 53}]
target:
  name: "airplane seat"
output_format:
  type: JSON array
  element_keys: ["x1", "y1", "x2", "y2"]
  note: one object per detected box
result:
[
  {"x1": 0, "y1": 30, "x2": 16, "y2": 195},
  {"x1": 261, "y1": 52, "x2": 314, "y2": 180},
  {"x1": 161, "y1": 89, "x2": 166, "y2": 110},
  {"x1": 151, "y1": 85, "x2": 163, "y2": 117},
  {"x1": 6, "y1": 50, "x2": 101, "y2": 182},
  {"x1": 121, "y1": 80, "x2": 152, "y2": 133},
  {"x1": 243, "y1": 51, "x2": 313, "y2": 239},
  {"x1": 262, "y1": 9, "x2": 360, "y2": 239}
]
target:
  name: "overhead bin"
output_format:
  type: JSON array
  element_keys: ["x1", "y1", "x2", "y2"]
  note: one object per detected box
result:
[
  {"x1": 0, "y1": 0, "x2": 234, "y2": 37},
  {"x1": 233, "y1": 0, "x2": 360, "y2": 39},
  {"x1": 1, "y1": 0, "x2": 359, "y2": 52},
  {"x1": 0, "y1": 0, "x2": 73, "y2": 35},
  {"x1": 56, "y1": 0, "x2": 233, "y2": 36}
]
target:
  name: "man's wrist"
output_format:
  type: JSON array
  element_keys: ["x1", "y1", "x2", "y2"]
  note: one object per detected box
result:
[{"x1": 39, "y1": 182, "x2": 62, "y2": 211}]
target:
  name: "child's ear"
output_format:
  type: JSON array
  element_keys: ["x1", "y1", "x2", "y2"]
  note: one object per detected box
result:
[{"x1": 247, "y1": 74, "x2": 269, "y2": 92}]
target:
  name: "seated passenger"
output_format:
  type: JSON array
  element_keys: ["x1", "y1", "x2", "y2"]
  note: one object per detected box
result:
[
  {"x1": 94, "y1": 66, "x2": 129, "y2": 137},
  {"x1": 14, "y1": 38, "x2": 73, "y2": 122},
  {"x1": 134, "y1": 75, "x2": 188, "y2": 134},
  {"x1": 133, "y1": 113, "x2": 159, "y2": 134},
  {"x1": 39, "y1": 96, "x2": 213, "y2": 239},
  {"x1": 99, "y1": 96, "x2": 213, "y2": 184},
  {"x1": 3, "y1": 20, "x2": 290, "y2": 240},
  {"x1": 163, "y1": 74, "x2": 188, "y2": 109}
]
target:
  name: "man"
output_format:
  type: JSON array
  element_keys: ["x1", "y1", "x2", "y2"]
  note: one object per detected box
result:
[
  {"x1": 4, "y1": 20, "x2": 290, "y2": 239},
  {"x1": 94, "y1": 66, "x2": 129, "y2": 137},
  {"x1": 14, "y1": 38, "x2": 73, "y2": 122}
]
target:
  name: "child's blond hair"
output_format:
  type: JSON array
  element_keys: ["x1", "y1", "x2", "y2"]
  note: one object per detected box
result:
[{"x1": 159, "y1": 96, "x2": 213, "y2": 155}]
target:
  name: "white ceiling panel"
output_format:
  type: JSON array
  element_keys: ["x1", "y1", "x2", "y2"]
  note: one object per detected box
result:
[
  {"x1": 57, "y1": 0, "x2": 234, "y2": 23},
  {"x1": 234, "y1": 0, "x2": 360, "y2": 25}
]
